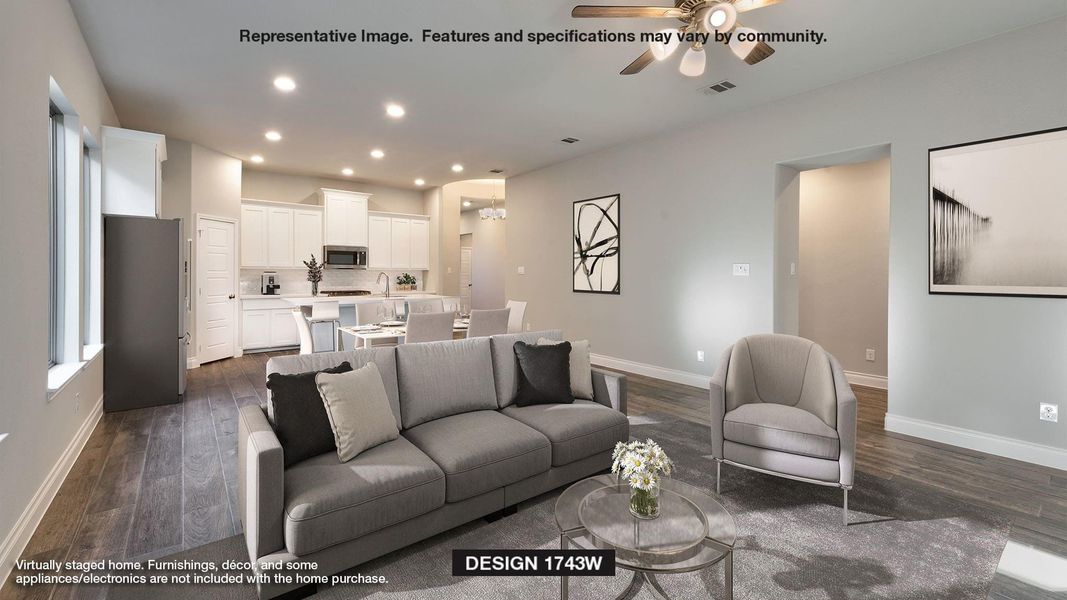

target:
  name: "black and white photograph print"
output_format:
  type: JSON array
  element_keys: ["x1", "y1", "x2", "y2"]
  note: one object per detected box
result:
[
  {"x1": 930, "y1": 127, "x2": 1067, "y2": 297},
  {"x1": 573, "y1": 194, "x2": 620, "y2": 294}
]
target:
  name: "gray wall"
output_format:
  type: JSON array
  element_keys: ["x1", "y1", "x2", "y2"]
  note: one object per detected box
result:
[
  {"x1": 799, "y1": 158, "x2": 889, "y2": 377},
  {"x1": 242, "y1": 169, "x2": 424, "y2": 215},
  {"x1": 0, "y1": 0, "x2": 119, "y2": 576},
  {"x1": 506, "y1": 18, "x2": 1067, "y2": 451}
]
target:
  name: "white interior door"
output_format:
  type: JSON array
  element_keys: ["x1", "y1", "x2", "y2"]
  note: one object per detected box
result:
[
  {"x1": 460, "y1": 247, "x2": 472, "y2": 313},
  {"x1": 198, "y1": 216, "x2": 236, "y2": 364}
]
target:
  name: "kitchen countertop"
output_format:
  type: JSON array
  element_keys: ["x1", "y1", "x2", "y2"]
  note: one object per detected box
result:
[{"x1": 240, "y1": 291, "x2": 441, "y2": 301}]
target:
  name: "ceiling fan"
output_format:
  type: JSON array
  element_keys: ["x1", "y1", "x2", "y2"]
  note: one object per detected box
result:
[{"x1": 572, "y1": 0, "x2": 781, "y2": 77}]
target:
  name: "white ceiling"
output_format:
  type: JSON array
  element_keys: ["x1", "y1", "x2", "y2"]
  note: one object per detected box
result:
[{"x1": 69, "y1": 0, "x2": 1066, "y2": 189}]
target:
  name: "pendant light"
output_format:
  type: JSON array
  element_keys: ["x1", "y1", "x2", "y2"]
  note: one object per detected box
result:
[
  {"x1": 679, "y1": 45, "x2": 706, "y2": 77},
  {"x1": 479, "y1": 180, "x2": 506, "y2": 221},
  {"x1": 649, "y1": 28, "x2": 680, "y2": 61}
]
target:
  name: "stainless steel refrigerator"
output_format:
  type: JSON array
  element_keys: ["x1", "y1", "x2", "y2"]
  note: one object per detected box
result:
[{"x1": 104, "y1": 216, "x2": 188, "y2": 411}]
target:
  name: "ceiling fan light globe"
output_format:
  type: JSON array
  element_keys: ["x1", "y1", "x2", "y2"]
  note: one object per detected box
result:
[
  {"x1": 679, "y1": 46, "x2": 706, "y2": 77},
  {"x1": 649, "y1": 28, "x2": 679, "y2": 61},
  {"x1": 703, "y1": 2, "x2": 737, "y2": 33},
  {"x1": 730, "y1": 26, "x2": 758, "y2": 59}
]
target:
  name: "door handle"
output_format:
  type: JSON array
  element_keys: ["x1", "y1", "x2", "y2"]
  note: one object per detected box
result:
[{"x1": 228, "y1": 294, "x2": 235, "y2": 299}]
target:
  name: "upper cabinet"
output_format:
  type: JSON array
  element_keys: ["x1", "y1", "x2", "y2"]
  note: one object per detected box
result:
[
  {"x1": 241, "y1": 200, "x2": 323, "y2": 268},
  {"x1": 367, "y1": 212, "x2": 431, "y2": 270},
  {"x1": 101, "y1": 126, "x2": 167, "y2": 218},
  {"x1": 321, "y1": 189, "x2": 370, "y2": 247}
]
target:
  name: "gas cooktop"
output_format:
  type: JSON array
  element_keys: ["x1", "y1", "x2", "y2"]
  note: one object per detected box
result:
[{"x1": 320, "y1": 289, "x2": 372, "y2": 297}]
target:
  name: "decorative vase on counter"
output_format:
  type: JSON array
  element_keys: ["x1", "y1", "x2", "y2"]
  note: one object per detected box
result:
[{"x1": 311, "y1": 281, "x2": 319, "y2": 296}]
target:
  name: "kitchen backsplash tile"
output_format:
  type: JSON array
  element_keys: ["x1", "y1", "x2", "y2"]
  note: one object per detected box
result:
[{"x1": 239, "y1": 268, "x2": 425, "y2": 297}]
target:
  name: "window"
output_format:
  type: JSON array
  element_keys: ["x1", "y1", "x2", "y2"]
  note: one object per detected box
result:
[
  {"x1": 49, "y1": 104, "x2": 64, "y2": 367},
  {"x1": 81, "y1": 142, "x2": 103, "y2": 354}
]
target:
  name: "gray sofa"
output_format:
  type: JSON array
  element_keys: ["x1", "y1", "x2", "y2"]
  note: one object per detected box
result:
[
  {"x1": 709, "y1": 334, "x2": 856, "y2": 524},
  {"x1": 237, "y1": 330, "x2": 628, "y2": 599}
]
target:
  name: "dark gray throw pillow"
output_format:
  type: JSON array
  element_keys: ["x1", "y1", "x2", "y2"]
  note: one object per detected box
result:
[
  {"x1": 513, "y1": 341, "x2": 574, "y2": 407},
  {"x1": 266, "y1": 362, "x2": 353, "y2": 467}
]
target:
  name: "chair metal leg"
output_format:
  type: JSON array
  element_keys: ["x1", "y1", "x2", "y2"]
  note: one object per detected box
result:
[
  {"x1": 716, "y1": 460, "x2": 721, "y2": 495},
  {"x1": 842, "y1": 487, "x2": 849, "y2": 526}
]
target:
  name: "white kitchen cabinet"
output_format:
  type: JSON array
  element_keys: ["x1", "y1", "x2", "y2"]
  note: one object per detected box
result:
[
  {"x1": 267, "y1": 208, "x2": 294, "y2": 267},
  {"x1": 293, "y1": 209, "x2": 324, "y2": 264},
  {"x1": 241, "y1": 309, "x2": 271, "y2": 349},
  {"x1": 101, "y1": 127, "x2": 166, "y2": 218},
  {"x1": 269, "y1": 309, "x2": 299, "y2": 346},
  {"x1": 390, "y1": 218, "x2": 412, "y2": 269},
  {"x1": 410, "y1": 219, "x2": 430, "y2": 269},
  {"x1": 368, "y1": 215, "x2": 392, "y2": 268},
  {"x1": 240, "y1": 204, "x2": 269, "y2": 267},
  {"x1": 321, "y1": 189, "x2": 370, "y2": 247}
]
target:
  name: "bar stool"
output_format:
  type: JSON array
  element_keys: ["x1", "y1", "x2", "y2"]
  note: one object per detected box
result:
[{"x1": 306, "y1": 300, "x2": 342, "y2": 352}]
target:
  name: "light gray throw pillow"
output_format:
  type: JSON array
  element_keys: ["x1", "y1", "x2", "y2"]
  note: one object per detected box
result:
[
  {"x1": 538, "y1": 338, "x2": 594, "y2": 400},
  {"x1": 315, "y1": 363, "x2": 400, "y2": 462}
]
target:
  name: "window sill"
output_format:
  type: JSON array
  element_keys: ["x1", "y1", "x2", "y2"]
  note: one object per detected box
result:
[{"x1": 47, "y1": 346, "x2": 103, "y2": 399}]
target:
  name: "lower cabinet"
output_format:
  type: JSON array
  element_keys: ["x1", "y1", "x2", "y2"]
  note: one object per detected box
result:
[{"x1": 242, "y1": 302, "x2": 299, "y2": 350}]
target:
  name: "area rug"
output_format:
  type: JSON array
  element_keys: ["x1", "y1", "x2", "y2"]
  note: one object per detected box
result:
[{"x1": 111, "y1": 413, "x2": 1009, "y2": 599}]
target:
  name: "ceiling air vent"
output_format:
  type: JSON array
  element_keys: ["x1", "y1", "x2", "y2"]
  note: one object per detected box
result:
[
  {"x1": 489, "y1": 168, "x2": 505, "y2": 174},
  {"x1": 703, "y1": 80, "x2": 736, "y2": 95},
  {"x1": 560, "y1": 137, "x2": 581, "y2": 144}
]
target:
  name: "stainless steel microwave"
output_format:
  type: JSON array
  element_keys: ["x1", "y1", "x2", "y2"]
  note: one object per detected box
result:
[{"x1": 323, "y1": 246, "x2": 368, "y2": 269}]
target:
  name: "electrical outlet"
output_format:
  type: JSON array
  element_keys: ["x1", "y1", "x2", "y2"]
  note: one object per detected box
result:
[
  {"x1": 865, "y1": 349, "x2": 876, "y2": 362},
  {"x1": 517, "y1": 266, "x2": 525, "y2": 275},
  {"x1": 74, "y1": 392, "x2": 80, "y2": 412},
  {"x1": 697, "y1": 350, "x2": 705, "y2": 362},
  {"x1": 447, "y1": 267, "x2": 453, "y2": 274},
  {"x1": 790, "y1": 262, "x2": 797, "y2": 276},
  {"x1": 732, "y1": 263, "x2": 750, "y2": 277},
  {"x1": 525, "y1": 323, "x2": 531, "y2": 331},
  {"x1": 1040, "y1": 403, "x2": 1058, "y2": 423}
]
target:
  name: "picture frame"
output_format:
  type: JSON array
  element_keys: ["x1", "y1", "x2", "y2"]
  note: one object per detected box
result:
[
  {"x1": 928, "y1": 126, "x2": 1067, "y2": 298},
  {"x1": 573, "y1": 194, "x2": 621, "y2": 294}
]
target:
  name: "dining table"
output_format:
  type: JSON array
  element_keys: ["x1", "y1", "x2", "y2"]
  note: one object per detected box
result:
[{"x1": 339, "y1": 318, "x2": 470, "y2": 349}]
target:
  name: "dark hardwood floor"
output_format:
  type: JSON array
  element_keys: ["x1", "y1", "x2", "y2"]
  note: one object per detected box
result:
[{"x1": 2, "y1": 352, "x2": 1065, "y2": 599}]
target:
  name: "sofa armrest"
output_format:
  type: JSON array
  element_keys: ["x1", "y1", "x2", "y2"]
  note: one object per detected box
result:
[
  {"x1": 238, "y1": 404, "x2": 286, "y2": 560},
  {"x1": 591, "y1": 369, "x2": 627, "y2": 414},
  {"x1": 829, "y1": 355, "x2": 857, "y2": 488},
  {"x1": 709, "y1": 346, "x2": 732, "y2": 459}
]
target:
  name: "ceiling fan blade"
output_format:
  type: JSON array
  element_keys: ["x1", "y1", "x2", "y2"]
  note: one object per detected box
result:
[
  {"x1": 620, "y1": 48, "x2": 656, "y2": 75},
  {"x1": 743, "y1": 41, "x2": 774, "y2": 64},
  {"x1": 571, "y1": 5, "x2": 686, "y2": 18},
  {"x1": 732, "y1": 0, "x2": 784, "y2": 12}
]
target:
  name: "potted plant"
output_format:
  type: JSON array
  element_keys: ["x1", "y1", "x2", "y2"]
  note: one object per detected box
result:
[
  {"x1": 611, "y1": 439, "x2": 674, "y2": 519},
  {"x1": 303, "y1": 254, "x2": 324, "y2": 296},
  {"x1": 396, "y1": 273, "x2": 417, "y2": 292}
]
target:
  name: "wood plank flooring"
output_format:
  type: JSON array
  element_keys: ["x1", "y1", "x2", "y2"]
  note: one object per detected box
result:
[{"x1": 2, "y1": 353, "x2": 1065, "y2": 600}]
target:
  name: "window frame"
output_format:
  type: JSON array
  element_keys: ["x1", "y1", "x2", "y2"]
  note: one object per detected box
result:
[{"x1": 48, "y1": 104, "x2": 65, "y2": 368}]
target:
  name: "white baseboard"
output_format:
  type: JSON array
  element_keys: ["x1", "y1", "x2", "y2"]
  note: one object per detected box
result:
[
  {"x1": 590, "y1": 353, "x2": 711, "y2": 389},
  {"x1": 186, "y1": 356, "x2": 200, "y2": 369},
  {"x1": 885, "y1": 413, "x2": 1067, "y2": 472},
  {"x1": 844, "y1": 370, "x2": 888, "y2": 390},
  {"x1": 0, "y1": 395, "x2": 104, "y2": 587}
]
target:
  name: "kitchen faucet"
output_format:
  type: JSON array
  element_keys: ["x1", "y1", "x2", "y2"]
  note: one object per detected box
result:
[{"x1": 376, "y1": 272, "x2": 390, "y2": 298}]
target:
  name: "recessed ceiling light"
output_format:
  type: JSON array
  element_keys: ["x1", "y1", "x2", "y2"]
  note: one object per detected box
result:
[
  {"x1": 370, "y1": 149, "x2": 385, "y2": 159},
  {"x1": 414, "y1": 178, "x2": 425, "y2": 186},
  {"x1": 273, "y1": 76, "x2": 296, "y2": 92},
  {"x1": 463, "y1": 200, "x2": 472, "y2": 207},
  {"x1": 250, "y1": 155, "x2": 264, "y2": 163},
  {"x1": 385, "y1": 103, "x2": 406, "y2": 118},
  {"x1": 264, "y1": 130, "x2": 282, "y2": 141},
  {"x1": 451, "y1": 164, "x2": 464, "y2": 173},
  {"x1": 342, "y1": 168, "x2": 354, "y2": 176}
]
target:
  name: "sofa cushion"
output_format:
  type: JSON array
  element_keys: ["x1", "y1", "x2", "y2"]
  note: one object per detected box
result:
[
  {"x1": 502, "y1": 400, "x2": 629, "y2": 467},
  {"x1": 283, "y1": 436, "x2": 445, "y2": 555},
  {"x1": 513, "y1": 341, "x2": 574, "y2": 406},
  {"x1": 489, "y1": 330, "x2": 563, "y2": 408},
  {"x1": 402, "y1": 410, "x2": 551, "y2": 502},
  {"x1": 315, "y1": 363, "x2": 400, "y2": 462},
  {"x1": 266, "y1": 347, "x2": 402, "y2": 429},
  {"x1": 265, "y1": 362, "x2": 353, "y2": 468},
  {"x1": 395, "y1": 337, "x2": 498, "y2": 429},
  {"x1": 723, "y1": 403, "x2": 840, "y2": 460},
  {"x1": 538, "y1": 338, "x2": 594, "y2": 400}
]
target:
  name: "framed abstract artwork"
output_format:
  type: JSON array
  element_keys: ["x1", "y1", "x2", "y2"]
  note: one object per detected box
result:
[
  {"x1": 573, "y1": 194, "x2": 620, "y2": 294},
  {"x1": 929, "y1": 126, "x2": 1067, "y2": 297}
]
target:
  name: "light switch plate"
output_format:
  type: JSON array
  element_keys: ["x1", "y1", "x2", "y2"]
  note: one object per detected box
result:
[
  {"x1": 517, "y1": 266, "x2": 526, "y2": 275},
  {"x1": 732, "y1": 263, "x2": 750, "y2": 277},
  {"x1": 865, "y1": 349, "x2": 876, "y2": 362},
  {"x1": 790, "y1": 262, "x2": 797, "y2": 276},
  {"x1": 1040, "y1": 403, "x2": 1058, "y2": 423},
  {"x1": 697, "y1": 350, "x2": 705, "y2": 362}
]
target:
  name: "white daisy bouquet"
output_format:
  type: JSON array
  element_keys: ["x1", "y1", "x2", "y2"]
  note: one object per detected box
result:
[{"x1": 611, "y1": 439, "x2": 673, "y2": 518}]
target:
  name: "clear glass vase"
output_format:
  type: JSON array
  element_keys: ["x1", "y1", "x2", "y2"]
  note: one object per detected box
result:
[
  {"x1": 311, "y1": 281, "x2": 319, "y2": 296},
  {"x1": 629, "y1": 481, "x2": 661, "y2": 520}
]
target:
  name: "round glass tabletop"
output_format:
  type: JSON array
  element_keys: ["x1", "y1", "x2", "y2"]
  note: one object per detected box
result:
[{"x1": 556, "y1": 474, "x2": 736, "y2": 574}]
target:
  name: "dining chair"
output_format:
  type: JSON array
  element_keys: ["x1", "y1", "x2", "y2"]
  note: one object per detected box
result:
[
  {"x1": 404, "y1": 312, "x2": 454, "y2": 343},
  {"x1": 355, "y1": 301, "x2": 390, "y2": 326},
  {"x1": 291, "y1": 308, "x2": 315, "y2": 355},
  {"x1": 467, "y1": 308, "x2": 511, "y2": 338},
  {"x1": 442, "y1": 297, "x2": 461, "y2": 318},
  {"x1": 309, "y1": 300, "x2": 342, "y2": 352},
  {"x1": 406, "y1": 298, "x2": 444, "y2": 315},
  {"x1": 505, "y1": 300, "x2": 527, "y2": 333}
]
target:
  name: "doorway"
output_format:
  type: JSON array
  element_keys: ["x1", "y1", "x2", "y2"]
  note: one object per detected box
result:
[
  {"x1": 460, "y1": 244, "x2": 473, "y2": 314},
  {"x1": 196, "y1": 214, "x2": 237, "y2": 364},
  {"x1": 774, "y1": 146, "x2": 890, "y2": 389}
]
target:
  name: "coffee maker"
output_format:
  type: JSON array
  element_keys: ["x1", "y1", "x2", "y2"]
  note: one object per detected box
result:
[{"x1": 261, "y1": 271, "x2": 281, "y2": 295}]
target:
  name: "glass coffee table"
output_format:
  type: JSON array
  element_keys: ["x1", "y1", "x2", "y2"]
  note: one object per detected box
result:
[{"x1": 555, "y1": 474, "x2": 736, "y2": 599}]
